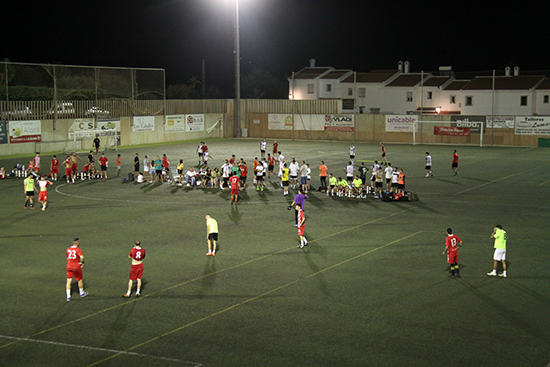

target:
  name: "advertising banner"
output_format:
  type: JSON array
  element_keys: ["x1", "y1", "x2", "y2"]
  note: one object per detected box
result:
[
  {"x1": 323, "y1": 114, "x2": 354, "y2": 132},
  {"x1": 9, "y1": 120, "x2": 41, "y2": 143},
  {"x1": 69, "y1": 118, "x2": 95, "y2": 131},
  {"x1": 133, "y1": 116, "x2": 155, "y2": 132},
  {"x1": 268, "y1": 114, "x2": 293, "y2": 130},
  {"x1": 515, "y1": 116, "x2": 550, "y2": 135},
  {"x1": 165, "y1": 115, "x2": 186, "y2": 133},
  {"x1": 186, "y1": 114, "x2": 205, "y2": 132},
  {"x1": 487, "y1": 116, "x2": 514, "y2": 129},
  {"x1": 450, "y1": 116, "x2": 486, "y2": 133},
  {"x1": 97, "y1": 118, "x2": 121, "y2": 131},
  {"x1": 434, "y1": 126, "x2": 471, "y2": 136},
  {"x1": 0, "y1": 121, "x2": 7, "y2": 144},
  {"x1": 385, "y1": 115, "x2": 418, "y2": 132}
]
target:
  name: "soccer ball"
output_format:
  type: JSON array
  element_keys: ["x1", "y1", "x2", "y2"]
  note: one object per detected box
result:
[{"x1": 186, "y1": 183, "x2": 190, "y2": 187}]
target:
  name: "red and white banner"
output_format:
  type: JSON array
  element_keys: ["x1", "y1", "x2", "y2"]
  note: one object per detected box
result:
[
  {"x1": 9, "y1": 120, "x2": 42, "y2": 143},
  {"x1": 434, "y1": 126, "x2": 470, "y2": 136}
]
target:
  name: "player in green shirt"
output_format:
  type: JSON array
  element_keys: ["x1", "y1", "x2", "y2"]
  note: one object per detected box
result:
[
  {"x1": 337, "y1": 177, "x2": 349, "y2": 197},
  {"x1": 487, "y1": 225, "x2": 507, "y2": 277},
  {"x1": 205, "y1": 214, "x2": 219, "y2": 256},
  {"x1": 328, "y1": 173, "x2": 337, "y2": 196},
  {"x1": 352, "y1": 175, "x2": 363, "y2": 197},
  {"x1": 281, "y1": 164, "x2": 290, "y2": 196},
  {"x1": 24, "y1": 176, "x2": 37, "y2": 209}
]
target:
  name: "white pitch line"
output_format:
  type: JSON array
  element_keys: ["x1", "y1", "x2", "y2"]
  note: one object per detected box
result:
[{"x1": 0, "y1": 335, "x2": 202, "y2": 366}]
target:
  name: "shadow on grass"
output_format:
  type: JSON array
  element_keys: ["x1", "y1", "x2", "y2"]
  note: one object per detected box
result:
[
  {"x1": 227, "y1": 205, "x2": 243, "y2": 224},
  {"x1": 433, "y1": 177, "x2": 464, "y2": 186}
]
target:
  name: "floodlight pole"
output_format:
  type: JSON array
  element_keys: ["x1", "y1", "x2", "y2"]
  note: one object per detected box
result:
[{"x1": 234, "y1": 0, "x2": 241, "y2": 138}]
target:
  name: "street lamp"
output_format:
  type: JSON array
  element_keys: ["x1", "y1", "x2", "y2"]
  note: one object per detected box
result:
[{"x1": 234, "y1": 0, "x2": 241, "y2": 137}]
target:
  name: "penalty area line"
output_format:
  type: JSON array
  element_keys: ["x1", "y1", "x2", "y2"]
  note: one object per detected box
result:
[{"x1": 0, "y1": 335, "x2": 202, "y2": 366}]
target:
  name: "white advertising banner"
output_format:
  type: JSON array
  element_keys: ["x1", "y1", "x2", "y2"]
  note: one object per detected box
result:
[
  {"x1": 515, "y1": 116, "x2": 550, "y2": 135},
  {"x1": 69, "y1": 118, "x2": 95, "y2": 131},
  {"x1": 133, "y1": 116, "x2": 155, "y2": 132},
  {"x1": 97, "y1": 118, "x2": 121, "y2": 131},
  {"x1": 487, "y1": 116, "x2": 514, "y2": 129},
  {"x1": 186, "y1": 114, "x2": 205, "y2": 132},
  {"x1": 385, "y1": 115, "x2": 418, "y2": 132},
  {"x1": 9, "y1": 120, "x2": 42, "y2": 143},
  {"x1": 323, "y1": 114, "x2": 354, "y2": 131},
  {"x1": 165, "y1": 115, "x2": 186, "y2": 133},
  {"x1": 268, "y1": 114, "x2": 293, "y2": 130}
]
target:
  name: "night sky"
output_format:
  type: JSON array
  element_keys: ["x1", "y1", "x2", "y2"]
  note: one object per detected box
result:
[{"x1": 3, "y1": 0, "x2": 549, "y2": 97}]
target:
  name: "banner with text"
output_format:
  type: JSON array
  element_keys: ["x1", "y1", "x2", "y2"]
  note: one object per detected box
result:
[
  {"x1": 487, "y1": 116, "x2": 514, "y2": 129},
  {"x1": 434, "y1": 126, "x2": 471, "y2": 136},
  {"x1": 323, "y1": 114, "x2": 354, "y2": 131},
  {"x1": 515, "y1": 116, "x2": 550, "y2": 135},
  {"x1": 451, "y1": 116, "x2": 486, "y2": 133},
  {"x1": 165, "y1": 115, "x2": 186, "y2": 133},
  {"x1": 9, "y1": 120, "x2": 41, "y2": 143},
  {"x1": 69, "y1": 118, "x2": 95, "y2": 132},
  {"x1": 186, "y1": 114, "x2": 205, "y2": 132},
  {"x1": 133, "y1": 116, "x2": 155, "y2": 132},
  {"x1": 385, "y1": 115, "x2": 418, "y2": 132},
  {"x1": 268, "y1": 114, "x2": 293, "y2": 130}
]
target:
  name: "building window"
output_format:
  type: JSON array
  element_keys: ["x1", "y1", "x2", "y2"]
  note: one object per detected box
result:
[
  {"x1": 307, "y1": 84, "x2": 314, "y2": 94},
  {"x1": 358, "y1": 88, "x2": 366, "y2": 98},
  {"x1": 406, "y1": 91, "x2": 413, "y2": 102},
  {"x1": 544, "y1": 95, "x2": 549, "y2": 104},
  {"x1": 450, "y1": 95, "x2": 456, "y2": 104},
  {"x1": 427, "y1": 91, "x2": 432, "y2": 100},
  {"x1": 348, "y1": 88, "x2": 353, "y2": 96},
  {"x1": 326, "y1": 84, "x2": 332, "y2": 92},
  {"x1": 465, "y1": 96, "x2": 473, "y2": 106},
  {"x1": 520, "y1": 96, "x2": 528, "y2": 106}
]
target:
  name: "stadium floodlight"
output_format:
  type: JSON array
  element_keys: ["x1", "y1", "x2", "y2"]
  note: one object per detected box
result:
[{"x1": 234, "y1": 0, "x2": 241, "y2": 137}]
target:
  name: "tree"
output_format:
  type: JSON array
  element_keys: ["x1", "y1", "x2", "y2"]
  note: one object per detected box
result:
[{"x1": 242, "y1": 67, "x2": 287, "y2": 99}]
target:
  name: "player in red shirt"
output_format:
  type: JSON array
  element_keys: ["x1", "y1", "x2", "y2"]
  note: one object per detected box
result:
[
  {"x1": 229, "y1": 155, "x2": 236, "y2": 165},
  {"x1": 33, "y1": 152, "x2": 41, "y2": 173},
  {"x1": 230, "y1": 172, "x2": 240, "y2": 205},
  {"x1": 239, "y1": 162, "x2": 248, "y2": 190},
  {"x1": 273, "y1": 140, "x2": 279, "y2": 159},
  {"x1": 267, "y1": 154, "x2": 275, "y2": 179},
  {"x1": 297, "y1": 203, "x2": 308, "y2": 248},
  {"x1": 63, "y1": 156, "x2": 74, "y2": 184},
  {"x1": 452, "y1": 149, "x2": 459, "y2": 176},
  {"x1": 98, "y1": 153, "x2": 108, "y2": 179},
  {"x1": 38, "y1": 176, "x2": 52, "y2": 211},
  {"x1": 66, "y1": 238, "x2": 88, "y2": 301},
  {"x1": 380, "y1": 142, "x2": 388, "y2": 165},
  {"x1": 50, "y1": 155, "x2": 59, "y2": 181},
  {"x1": 123, "y1": 240, "x2": 146, "y2": 297},
  {"x1": 442, "y1": 228, "x2": 463, "y2": 278}
]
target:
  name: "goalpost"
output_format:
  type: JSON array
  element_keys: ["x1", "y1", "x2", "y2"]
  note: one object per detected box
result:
[
  {"x1": 412, "y1": 121, "x2": 485, "y2": 147},
  {"x1": 64, "y1": 129, "x2": 118, "y2": 154}
]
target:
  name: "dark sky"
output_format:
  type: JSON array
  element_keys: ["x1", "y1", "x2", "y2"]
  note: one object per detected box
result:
[{"x1": 3, "y1": 0, "x2": 549, "y2": 97}]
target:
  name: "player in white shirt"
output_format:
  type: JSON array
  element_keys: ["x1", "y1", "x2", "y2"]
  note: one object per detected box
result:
[
  {"x1": 278, "y1": 152, "x2": 285, "y2": 177},
  {"x1": 221, "y1": 160, "x2": 232, "y2": 189},
  {"x1": 370, "y1": 160, "x2": 381, "y2": 189},
  {"x1": 260, "y1": 139, "x2": 267, "y2": 159},
  {"x1": 425, "y1": 152, "x2": 433, "y2": 177},
  {"x1": 255, "y1": 161, "x2": 265, "y2": 191},
  {"x1": 289, "y1": 159, "x2": 300, "y2": 189},
  {"x1": 344, "y1": 162, "x2": 355, "y2": 183},
  {"x1": 391, "y1": 168, "x2": 399, "y2": 193},
  {"x1": 384, "y1": 163, "x2": 394, "y2": 191},
  {"x1": 349, "y1": 144, "x2": 356, "y2": 165}
]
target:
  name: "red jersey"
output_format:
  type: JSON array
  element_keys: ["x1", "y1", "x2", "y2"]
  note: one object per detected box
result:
[
  {"x1": 130, "y1": 247, "x2": 146, "y2": 261},
  {"x1": 63, "y1": 158, "x2": 71, "y2": 168},
  {"x1": 230, "y1": 176, "x2": 239, "y2": 189},
  {"x1": 162, "y1": 157, "x2": 169, "y2": 168},
  {"x1": 240, "y1": 165, "x2": 248, "y2": 177},
  {"x1": 297, "y1": 209, "x2": 305, "y2": 228},
  {"x1": 33, "y1": 156, "x2": 40, "y2": 167},
  {"x1": 51, "y1": 158, "x2": 59, "y2": 168},
  {"x1": 273, "y1": 142, "x2": 278, "y2": 153},
  {"x1": 445, "y1": 234, "x2": 461, "y2": 254},
  {"x1": 453, "y1": 153, "x2": 459, "y2": 164},
  {"x1": 268, "y1": 156, "x2": 274, "y2": 165},
  {"x1": 381, "y1": 145, "x2": 386, "y2": 154},
  {"x1": 99, "y1": 156, "x2": 108, "y2": 166},
  {"x1": 83, "y1": 163, "x2": 90, "y2": 172},
  {"x1": 66, "y1": 246, "x2": 83, "y2": 269},
  {"x1": 202, "y1": 145, "x2": 208, "y2": 153},
  {"x1": 229, "y1": 157, "x2": 236, "y2": 165},
  {"x1": 116, "y1": 157, "x2": 121, "y2": 166}
]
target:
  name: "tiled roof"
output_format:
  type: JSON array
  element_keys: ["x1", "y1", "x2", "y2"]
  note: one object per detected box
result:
[
  {"x1": 320, "y1": 70, "x2": 352, "y2": 79},
  {"x1": 443, "y1": 80, "x2": 470, "y2": 91},
  {"x1": 422, "y1": 76, "x2": 450, "y2": 87},
  {"x1": 341, "y1": 70, "x2": 399, "y2": 83},
  {"x1": 462, "y1": 76, "x2": 544, "y2": 90},
  {"x1": 385, "y1": 74, "x2": 426, "y2": 87},
  {"x1": 292, "y1": 67, "x2": 333, "y2": 79},
  {"x1": 535, "y1": 78, "x2": 550, "y2": 90}
]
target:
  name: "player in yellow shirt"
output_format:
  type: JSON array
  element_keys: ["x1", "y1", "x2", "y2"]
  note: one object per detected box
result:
[
  {"x1": 281, "y1": 163, "x2": 290, "y2": 196},
  {"x1": 487, "y1": 225, "x2": 507, "y2": 277}
]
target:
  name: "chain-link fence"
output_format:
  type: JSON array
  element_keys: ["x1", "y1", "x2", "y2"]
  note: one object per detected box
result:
[{"x1": 0, "y1": 61, "x2": 166, "y2": 121}]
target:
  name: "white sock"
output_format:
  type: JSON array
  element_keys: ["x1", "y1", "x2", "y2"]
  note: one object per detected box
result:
[
  {"x1": 66, "y1": 289, "x2": 71, "y2": 298},
  {"x1": 79, "y1": 288, "x2": 84, "y2": 295}
]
